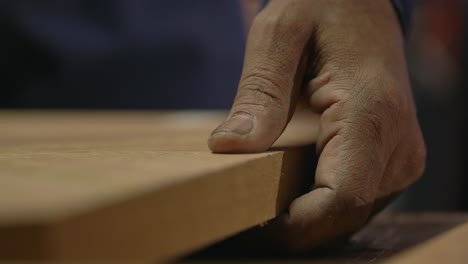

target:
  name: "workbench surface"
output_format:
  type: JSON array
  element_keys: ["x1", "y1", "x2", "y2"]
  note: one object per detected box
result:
[{"x1": 186, "y1": 212, "x2": 468, "y2": 264}]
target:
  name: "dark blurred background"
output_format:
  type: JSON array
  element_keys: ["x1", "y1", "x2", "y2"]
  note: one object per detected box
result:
[
  {"x1": 1, "y1": 0, "x2": 465, "y2": 211},
  {"x1": 394, "y1": 0, "x2": 466, "y2": 211}
]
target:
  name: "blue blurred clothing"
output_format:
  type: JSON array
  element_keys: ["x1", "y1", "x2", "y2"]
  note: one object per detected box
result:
[
  {"x1": 392, "y1": 0, "x2": 414, "y2": 35},
  {"x1": 2, "y1": 1, "x2": 245, "y2": 109},
  {"x1": 260, "y1": 0, "x2": 413, "y2": 34},
  {"x1": 1, "y1": 1, "x2": 412, "y2": 109}
]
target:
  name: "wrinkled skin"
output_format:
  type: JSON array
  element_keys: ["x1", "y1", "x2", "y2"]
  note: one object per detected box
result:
[{"x1": 208, "y1": 0, "x2": 426, "y2": 251}]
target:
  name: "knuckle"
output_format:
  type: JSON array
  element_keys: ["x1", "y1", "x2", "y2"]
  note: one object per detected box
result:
[
  {"x1": 342, "y1": 70, "x2": 409, "y2": 145},
  {"x1": 255, "y1": 6, "x2": 303, "y2": 36},
  {"x1": 320, "y1": 100, "x2": 346, "y2": 126},
  {"x1": 319, "y1": 44, "x2": 361, "y2": 76},
  {"x1": 360, "y1": 109, "x2": 384, "y2": 142},
  {"x1": 358, "y1": 67, "x2": 409, "y2": 124},
  {"x1": 382, "y1": 92, "x2": 404, "y2": 124},
  {"x1": 354, "y1": 68, "x2": 426, "y2": 182},
  {"x1": 416, "y1": 152, "x2": 427, "y2": 180},
  {"x1": 414, "y1": 146, "x2": 427, "y2": 181},
  {"x1": 237, "y1": 73, "x2": 286, "y2": 109},
  {"x1": 342, "y1": 106, "x2": 384, "y2": 146},
  {"x1": 336, "y1": 191, "x2": 372, "y2": 229},
  {"x1": 407, "y1": 133, "x2": 427, "y2": 183},
  {"x1": 381, "y1": 80, "x2": 410, "y2": 127}
]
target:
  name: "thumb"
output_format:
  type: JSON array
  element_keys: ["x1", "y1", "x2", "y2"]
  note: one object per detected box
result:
[{"x1": 208, "y1": 3, "x2": 314, "y2": 153}]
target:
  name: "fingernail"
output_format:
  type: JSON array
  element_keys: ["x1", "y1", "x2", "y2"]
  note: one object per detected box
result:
[{"x1": 211, "y1": 114, "x2": 254, "y2": 136}]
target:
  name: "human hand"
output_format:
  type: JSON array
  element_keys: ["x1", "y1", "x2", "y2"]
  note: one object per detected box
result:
[{"x1": 208, "y1": 0, "x2": 426, "y2": 251}]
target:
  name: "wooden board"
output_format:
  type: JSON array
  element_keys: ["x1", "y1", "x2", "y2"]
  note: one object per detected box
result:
[
  {"x1": 0, "y1": 111, "x2": 319, "y2": 263},
  {"x1": 184, "y1": 213, "x2": 468, "y2": 264},
  {"x1": 382, "y1": 220, "x2": 468, "y2": 264}
]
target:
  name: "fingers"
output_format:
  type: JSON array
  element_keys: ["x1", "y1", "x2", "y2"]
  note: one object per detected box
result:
[
  {"x1": 207, "y1": 0, "x2": 427, "y2": 252},
  {"x1": 264, "y1": 105, "x2": 385, "y2": 250},
  {"x1": 272, "y1": 61, "x2": 414, "y2": 253},
  {"x1": 208, "y1": 1, "x2": 314, "y2": 153},
  {"x1": 271, "y1": 0, "x2": 412, "y2": 246}
]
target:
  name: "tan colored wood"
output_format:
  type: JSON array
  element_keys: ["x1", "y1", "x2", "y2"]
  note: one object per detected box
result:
[
  {"x1": 0, "y1": 111, "x2": 318, "y2": 263},
  {"x1": 382, "y1": 221, "x2": 468, "y2": 264}
]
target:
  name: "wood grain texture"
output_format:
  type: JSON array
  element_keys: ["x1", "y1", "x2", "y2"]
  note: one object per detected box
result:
[{"x1": 0, "y1": 111, "x2": 319, "y2": 263}]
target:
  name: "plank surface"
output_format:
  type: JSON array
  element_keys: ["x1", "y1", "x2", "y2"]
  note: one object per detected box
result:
[{"x1": 0, "y1": 111, "x2": 319, "y2": 263}]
